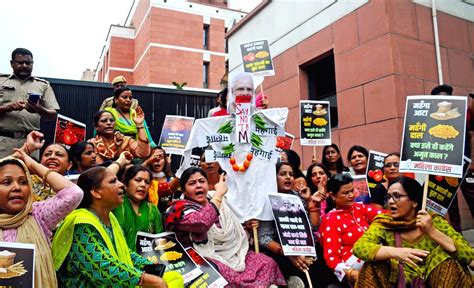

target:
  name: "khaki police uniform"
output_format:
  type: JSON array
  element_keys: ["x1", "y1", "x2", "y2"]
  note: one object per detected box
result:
[
  {"x1": 99, "y1": 96, "x2": 138, "y2": 111},
  {"x1": 0, "y1": 74, "x2": 59, "y2": 158}
]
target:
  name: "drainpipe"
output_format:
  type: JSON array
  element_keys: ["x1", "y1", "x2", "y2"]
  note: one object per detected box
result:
[{"x1": 431, "y1": 0, "x2": 443, "y2": 85}]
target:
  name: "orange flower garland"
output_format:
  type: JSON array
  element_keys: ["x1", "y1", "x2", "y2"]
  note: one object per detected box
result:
[{"x1": 230, "y1": 153, "x2": 253, "y2": 172}]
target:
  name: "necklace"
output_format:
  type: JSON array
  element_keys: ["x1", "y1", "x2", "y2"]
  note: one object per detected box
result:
[{"x1": 229, "y1": 153, "x2": 253, "y2": 172}]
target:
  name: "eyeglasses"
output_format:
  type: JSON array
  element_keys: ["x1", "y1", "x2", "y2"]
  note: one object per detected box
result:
[
  {"x1": 384, "y1": 162, "x2": 399, "y2": 168},
  {"x1": 386, "y1": 193, "x2": 409, "y2": 202}
]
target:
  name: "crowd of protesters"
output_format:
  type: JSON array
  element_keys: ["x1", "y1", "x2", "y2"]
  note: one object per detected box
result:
[{"x1": 0, "y1": 47, "x2": 473, "y2": 287}]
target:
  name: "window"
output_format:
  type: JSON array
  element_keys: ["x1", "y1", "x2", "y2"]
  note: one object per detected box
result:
[
  {"x1": 203, "y1": 62, "x2": 209, "y2": 88},
  {"x1": 303, "y1": 51, "x2": 338, "y2": 127},
  {"x1": 203, "y1": 24, "x2": 209, "y2": 50}
]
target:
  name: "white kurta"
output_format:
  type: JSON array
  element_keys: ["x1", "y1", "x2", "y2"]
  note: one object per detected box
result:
[{"x1": 177, "y1": 108, "x2": 288, "y2": 222}]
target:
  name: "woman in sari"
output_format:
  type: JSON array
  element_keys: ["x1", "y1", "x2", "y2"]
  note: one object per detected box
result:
[
  {"x1": 354, "y1": 176, "x2": 473, "y2": 287},
  {"x1": 88, "y1": 110, "x2": 151, "y2": 164},
  {"x1": 0, "y1": 150, "x2": 83, "y2": 287},
  {"x1": 165, "y1": 167, "x2": 286, "y2": 287},
  {"x1": 52, "y1": 166, "x2": 182, "y2": 287},
  {"x1": 113, "y1": 165, "x2": 163, "y2": 252},
  {"x1": 104, "y1": 86, "x2": 157, "y2": 148}
]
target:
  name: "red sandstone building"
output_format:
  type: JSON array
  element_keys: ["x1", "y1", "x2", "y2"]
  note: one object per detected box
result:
[
  {"x1": 227, "y1": 0, "x2": 474, "y2": 168},
  {"x1": 95, "y1": 0, "x2": 251, "y2": 91}
]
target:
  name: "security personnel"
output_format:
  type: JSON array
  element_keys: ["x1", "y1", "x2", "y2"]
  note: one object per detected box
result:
[
  {"x1": 0, "y1": 48, "x2": 59, "y2": 158},
  {"x1": 99, "y1": 75, "x2": 138, "y2": 110}
]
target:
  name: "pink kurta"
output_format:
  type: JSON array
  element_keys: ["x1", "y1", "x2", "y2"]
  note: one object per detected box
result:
[
  {"x1": 2, "y1": 185, "x2": 83, "y2": 244},
  {"x1": 169, "y1": 201, "x2": 286, "y2": 287}
]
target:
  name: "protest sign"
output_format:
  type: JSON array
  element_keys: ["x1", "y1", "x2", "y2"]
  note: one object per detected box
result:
[
  {"x1": 366, "y1": 150, "x2": 387, "y2": 197},
  {"x1": 185, "y1": 248, "x2": 228, "y2": 288},
  {"x1": 268, "y1": 193, "x2": 316, "y2": 257},
  {"x1": 136, "y1": 231, "x2": 202, "y2": 284},
  {"x1": 426, "y1": 157, "x2": 470, "y2": 215},
  {"x1": 159, "y1": 115, "x2": 194, "y2": 155},
  {"x1": 276, "y1": 132, "x2": 295, "y2": 152},
  {"x1": 240, "y1": 39, "x2": 274, "y2": 76},
  {"x1": 300, "y1": 100, "x2": 331, "y2": 146},
  {"x1": 0, "y1": 242, "x2": 35, "y2": 288},
  {"x1": 54, "y1": 114, "x2": 86, "y2": 147},
  {"x1": 399, "y1": 96, "x2": 467, "y2": 178},
  {"x1": 352, "y1": 175, "x2": 370, "y2": 204}
]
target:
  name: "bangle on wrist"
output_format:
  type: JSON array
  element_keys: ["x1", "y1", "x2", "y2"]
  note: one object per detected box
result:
[
  {"x1": 23, "y1": 144, "x2": 30, "y2": 155},
  {"x1": 136, "y1": 125, "x2": 144, "y2": 129},
  {"x1": 213, "y1": 197, "x2": 222, "y2": 204},
  {"x1": 42, "y1": 169, "x2": 54, "y2": 185},
  {"x1": 308, "y1": 207, "x2": 321, "y2": 213},
  {"x1": 139, "y1": 272, "x2": 145, "y2": 286},
  {"x1": 111, "y1": 161, "x2": 122, "y2": 169}
]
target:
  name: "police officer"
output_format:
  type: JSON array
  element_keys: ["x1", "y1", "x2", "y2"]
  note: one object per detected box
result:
[{"x1": 0, "y1": 48, "x2": 59, "y2": 158}]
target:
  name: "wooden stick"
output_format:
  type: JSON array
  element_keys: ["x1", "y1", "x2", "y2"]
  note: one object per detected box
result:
[
  {"x1": 313, "y1": 146, "x2": 317, "y2": 163},
  {"x1": 253, "y1": 226, "x2": 259, "y2": 253},
  {"x1": 305, "y1": 270, "x2": 313, "y2": 288},
  {"x1": 422, "y1": 174, "x2": 429, "y2": 210},
  {"x1": 259, "y1": 83, "x2": 264, "y2": 95}
]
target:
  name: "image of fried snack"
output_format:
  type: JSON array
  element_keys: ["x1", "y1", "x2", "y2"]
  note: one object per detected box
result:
[
  {"x1": 255, "y1": 51, "x2": 269, "y2": 58},
  {"x1": 428, "y1": 124, "x2": 459, "y2": 139},
  {"x1": 313, "y1": 117, "x2": 327, "y2": 126},
  {"x1": 445, "y1": 177, "x2": 459, "y2": 187},
  {"x1": 160, "y1": 251, "x2": 183, "y2": 262}
]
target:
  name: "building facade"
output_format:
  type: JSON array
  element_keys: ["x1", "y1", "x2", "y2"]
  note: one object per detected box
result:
[
  {"x1": 227, "y1": 0, "x2": 474, "y2": 168},
  {"x1": 95, "y1": 0, "x2": 248, "y2": 92}
]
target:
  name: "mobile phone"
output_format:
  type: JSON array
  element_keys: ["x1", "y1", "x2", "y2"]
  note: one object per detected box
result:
[
  {"x1": 143, "y1": 264, "x2": 166, "y2": 277},
  {"x1": 28, "y1": 93, "x2": 41, "y2": 104}
]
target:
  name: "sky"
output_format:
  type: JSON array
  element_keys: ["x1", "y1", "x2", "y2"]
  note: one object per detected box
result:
[{"x1": 0, "y1": 0, "x2": 133, "y2": 80}]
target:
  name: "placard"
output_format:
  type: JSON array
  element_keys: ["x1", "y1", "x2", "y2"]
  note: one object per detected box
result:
[
  {"x1": 158, "y1": 115, "x2": 194, "y2": 156},
  {"x1": 426, "y1": 157, "x2": 470, "y2": 215},
  {"x1": 136, "y1": 231, "x2": 202, "y2": 284},
  {"x1": 268, "y1": 193, "x2": 316, "y2": 257},
  {"x1": 54, "y1": 114, "x2": 86, "y2": 147},
  {"x1": 399, "y1": 96, "x2": 467, "y2": 177},
  {"x1": 275, "y1": 132, "x2": 295, "y2": 152},
  {"x1": 366, "y1": 150, "x2": 387, "y2": 197},
  {"x1": 0, "y1": 242, "x2": 35, "y2": 288},
  {"x1": 352, "y1": 175, "x2": 370, "y2": 204},
  {"x1": 300, "y1": 100, "x2": 331, "y2": 146},
  {"x1": 185, "y1": 248, "x2": 228, "y2": 288},
  {"x1": 240, "y1": 39, "x2": 274, "y2": 77}
]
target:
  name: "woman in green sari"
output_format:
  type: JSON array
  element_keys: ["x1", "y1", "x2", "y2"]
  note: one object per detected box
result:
[
  {"x1": 104, "y1": 87, "x2": 157, "y2": 148},
  {"x1": 113, "y1": 165, "x2": 163, "y2": 251}
]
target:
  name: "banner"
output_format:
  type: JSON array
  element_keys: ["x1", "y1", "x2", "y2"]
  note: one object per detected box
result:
[
  {"x1": 0, "y1": 242, "x2": 35, "y2": 288},
  {"x1": 300, "y1": 100, "x2": 331, "y2": 146},
  {"x1": 275, "y1": 132, "x2": 295, "y2": 152},
  {"x1": 352, "y1": 175, "x2": 370, "y2": 204},
  {"x1": 159, "y1": 115, "x2": 194, "y2": 155},
  {"x1": 136, "y1": 231, "x2": 202, "y2": 284},
  {"x1": 366, "y1": 150, "x2": 387, "y2": 197},
  {"x1": 399, "y1": 96, "x2": 467, "y2": 178},
  {"x1": 54, "y1": 114, "x2": 86, "y2": 147},
  {"x1": 268, "y1": 193, "x2": 316, "y2": 257},
  {"x1": 240, "y1": 39, "x2": 274, "y2": 77},
  {"x1": 185, "y1": 248, "x2": 228, "y2": 288},
  {"x1": 426, "y1": 157, "x2": 470, "y2": 215}
]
